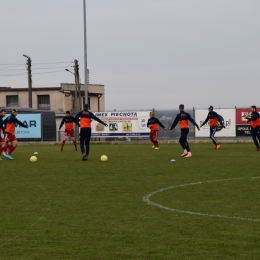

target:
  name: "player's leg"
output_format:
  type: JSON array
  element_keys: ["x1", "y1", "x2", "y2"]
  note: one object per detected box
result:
[
  {"x1": 149, "y1": 131, "x2": 156, "y2": 148},
  {"x1": 79, "y1": 129, "x2": 86, "y2": 155},
  {"x1": 0, "y1": 133, "x2": 10, "y2": 159},
  {"x1": 84, "y1": 128, "x2": 91, "y2": 158},
  {"x1": 70, "y1": 130, "x2": 78, "y2": 151},
  {"x1": 5, "y1": 135, "x2": 17, "y2": 160},
  {"x1": 210, "y1": 127, "x2": 220, "y2": 149},
  {"x1": 152, "y1": 131, "x2": 159, "y2": 149},
  {"x1": 3, "y1": 142, "x2": 11, "y2": 156},
  {"x1": 179, "y1": 129, "x2": 188, "y2": 156},
  {"x1": 251, "y1": 128, "x2": 260, "y2": 150},
  {"x1": 182, "y1": 129, "x2": 192, "y2": 158},
  {"x1": 60, "y1": 131, "x2": 68, "y2": 151}
]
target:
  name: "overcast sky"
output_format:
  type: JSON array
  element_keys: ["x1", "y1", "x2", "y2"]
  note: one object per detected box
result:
[{"x1": 1, "y1": 0, "x2": 260, "y2": 110}]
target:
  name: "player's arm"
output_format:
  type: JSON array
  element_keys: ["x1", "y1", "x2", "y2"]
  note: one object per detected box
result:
[
  {"x1": 71, "y1": 116, "x2": 80, "y2": 128},
  {"x1": 59, "y1": 117, "x2": 65, "y2": 130},
  {"x1": 0, "y1": 118, "x2": 7, "y2": 129},
  {"x1": 15, "y1": 118, "x2": 28, "y2": 128},
  {"x1": 155, "y1": 118, "x2": 167, "y2": 130},
  {"x1": 169, "y1": 115, "x2": 179, "y2": 130},
  {"x1": 200, "y1": 115, "x2": 209, "y2": 127},
  {"x1": 188, "y1": 114, "x2": 200, "y2": 129},
  {"x1": 215, "y1": 112, "x2": 225, "y2": 127},
  {"x1": 247, "y1": 112, "x2": 259, "y2": 122},
  {"x1": 147, "y1": 119, "x2": 150, "y2": 127},
  {"x1": 74, "y1": 111, "x2": 82, "y2": 124},
  {"x1": 90, "y1": 113, "x2": 108, "y2": 126}
]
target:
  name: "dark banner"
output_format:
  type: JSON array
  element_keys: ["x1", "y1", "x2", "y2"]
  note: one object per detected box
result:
[{"x1": 236, "y1": 125, "x2": 252, "y2": 136}]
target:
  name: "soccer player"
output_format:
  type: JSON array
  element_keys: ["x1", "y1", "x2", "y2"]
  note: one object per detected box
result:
[
  {"x1": 0, "y1": 109, "x2": 28, "y2": 160},
  {"x1": 74, "y1": 104, "x2": 107, "y2": 161},
  {"x1": 246, "y1": 105, "x2": 260, "y2": 151},
  {"x1": 147, "y1": 111, "x2": 167, "y2": 149},
  {"x1": 200, "y1": 106, "x2": 225, "y2": 149},
  {"x1": 169, "y1": 104, "x2": 200, "y2": 158},
  {"x1": 59, "y1": 111, "x2": 79, "y2": 151},
  {"x1": 0, "y1": 109, "x2": 6, "y2": 154}
]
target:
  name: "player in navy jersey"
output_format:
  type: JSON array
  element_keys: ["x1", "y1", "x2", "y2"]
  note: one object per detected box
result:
[
  {"x1": 147, "y1": 111, "x2": 167, "y2": 149},
  {"x1": 74, "y1": 104, "x2": 107, "y2": 161},
  {"x1": 59, "y1": 111, "x2": 79, "y2": 151},
  {"x1": 169, "y1": 104, "x2": 200, "y2": 158},
  {"x1": 0, "y1": 109, "x2": 28, "y2": 160}
]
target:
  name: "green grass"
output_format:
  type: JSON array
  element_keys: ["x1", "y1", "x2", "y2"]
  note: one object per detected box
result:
[{"x1": 0, "y1": 143, "x2": 260, "y2": 259}]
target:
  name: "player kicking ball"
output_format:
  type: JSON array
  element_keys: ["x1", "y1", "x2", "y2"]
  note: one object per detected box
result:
[
  {"x1": 169, "y1": 104, "x2": 200, "y2": 158},
  {"x1": 59, "y1": 111, "x2": 79, "y2": 151},
  {"x1": 147, "y1": 111, "x2": 167, "y2": 150},
  {"x1": 245, "y1": 105, "x2": 260, "y2": 151},
  {"x1": 0, "y1": 109, "x2": 28, "y2": 160},
  {"x1": 200, "y1": 106, "x2": 225, "y2": 149}
]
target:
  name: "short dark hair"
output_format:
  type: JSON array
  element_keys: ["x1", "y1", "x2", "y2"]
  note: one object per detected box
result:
[
  {"x1": 65, "y1": 111, "x2": 70, "y2": 114},
  {"x1": 179, "y1": 104, "x2": 184, "y2": 110},
  {"x1": 84, "y1": 104, "x2": 89, "y2": 110},
  {"x1": 251, "y1": 105, "x2": 257, "y2": 110},
  {"x1": 0, "y1": 109, "x2": 6, "y2": 113}
]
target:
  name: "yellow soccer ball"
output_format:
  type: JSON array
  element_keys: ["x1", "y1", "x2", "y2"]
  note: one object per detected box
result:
[
  {"x1": 30, "y1": 156, "x2": 37, "y2": 163},
  {"x1": 100, "y1": 155, "x2": 108, "y2": 162}
]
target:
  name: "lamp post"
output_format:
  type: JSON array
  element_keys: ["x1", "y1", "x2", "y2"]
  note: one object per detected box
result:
[
  {"x1": 23, "y1": 54, "x2": 32, "y2": 108},
  {"x1": 83, "y1": 0, "x2": 88, "y2": 105}
]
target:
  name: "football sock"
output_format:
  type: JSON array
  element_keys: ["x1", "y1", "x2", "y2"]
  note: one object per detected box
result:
[
  {"x1": 61, "y1": 140, "x2": 66, "y2": 148},
  {"x1": 8, "y1": 146, "x2": 16, "y2": 155},
  {"x1": 154, "y1": 140, "x2": 159, "y2": 147}
]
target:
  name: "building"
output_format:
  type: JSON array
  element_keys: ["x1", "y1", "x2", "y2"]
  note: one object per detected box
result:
[{"x1": 0, "y1": 83, "x2": 105, "y2": 132}]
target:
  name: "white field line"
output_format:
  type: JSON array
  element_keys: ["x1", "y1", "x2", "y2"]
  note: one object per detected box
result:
[{"x1": 143, "y1": 176, "x2": 260, "y2": 222}]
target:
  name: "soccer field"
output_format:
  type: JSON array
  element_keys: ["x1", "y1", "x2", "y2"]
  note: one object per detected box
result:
[{"x1": 0, "y1": 143, "x2": 260, "y2": 259}]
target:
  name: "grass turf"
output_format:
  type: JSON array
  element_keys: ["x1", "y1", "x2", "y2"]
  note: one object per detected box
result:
[{"x1": 0, "y1": 143, "x2": 260, "y2": 259}]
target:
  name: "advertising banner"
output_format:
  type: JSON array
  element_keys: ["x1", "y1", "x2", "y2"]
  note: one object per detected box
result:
[
  {"x1": 2, "y1": 113, "x2": 42, "y2": 138},
  {"x1": 236, "y1": 108, "x2": 258, "y2": 136},
  {"x1": 195, "y1": 109, "x2": 236, "y2": 137},
  {"x1": 91, "y1": 111, "x2": 150, "y2": 137}
]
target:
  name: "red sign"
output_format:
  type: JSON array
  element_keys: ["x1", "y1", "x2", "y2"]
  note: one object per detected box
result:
[{"x1": 236, "y1": 108, "x2": 251, "y2": 125}]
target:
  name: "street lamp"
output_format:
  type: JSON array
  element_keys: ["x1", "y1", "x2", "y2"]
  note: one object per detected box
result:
[{"x1": 23, "y1": 54, "x2": 32, "y2": 108}]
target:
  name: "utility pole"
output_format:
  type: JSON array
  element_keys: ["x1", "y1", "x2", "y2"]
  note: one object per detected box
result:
[
  {"x1": 83, "y1": 0, "x2": 88, "y2": 104},
  {"x1": 23, "y1": 54, "x2": 32, "y2": 108},
  {"x1": 74, "y1": 59, "x2": 79, "y2": 113},
  {"x1": 75, "y1": 61, "x2": 81, "y2": 111}
]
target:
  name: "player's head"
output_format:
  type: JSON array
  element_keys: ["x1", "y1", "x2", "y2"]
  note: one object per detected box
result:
[
  {"x1": 0, "y1": 109, "x2": 6, "y2": 116},
  {"x1": 251, "y1": 105, "x2": 257, "y2": 112},
  {"x1": 12, "y1": 108, "x2": 18, "y2": 116},
  {"x1": 179, "y1": 104, "x2": 184, "y2": 111},
  {"x1": 66, "y1": 111, "x2": 70, "y2": 117},
  {"x1": 84, "y1": 104, "x2": 89, "y2": 110},
  {"x1": 149, "y1": 111, "x2": 155, "y2": 118},
  {"x1": 208, "y1": 106, "x2": 213, "y2": 112}
]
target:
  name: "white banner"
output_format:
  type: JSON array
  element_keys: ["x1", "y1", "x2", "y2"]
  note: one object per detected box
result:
[
  {"x1": 195, "y1": 109, "x2": 236, "y2": 137},
  {"x1": 91, "y1": 111, "x2": 150, "y2": 137}
]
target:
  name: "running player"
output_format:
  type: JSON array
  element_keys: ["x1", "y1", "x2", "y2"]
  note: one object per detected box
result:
[
  {"x1": 169, "y1": 104, "x2": 200, "y2": 158},
  {"x1": 74, "y1": 104, "x2": 107, "y2": 161},
  {"x1": 246, "y1": 105, "x2": 260, "y2": 151},
  {"x1": 59, "y1": 111, "x2": 79, "y2": 151},
  {"x1": 147, "y1": 111, "x2": 167, "y2": 149},
  {"x1": 200, "y1": 106, "x2": 225, "y2": 149},
  {"x1": 0, "y1": 109, "x2": 28, "y2": 160}
]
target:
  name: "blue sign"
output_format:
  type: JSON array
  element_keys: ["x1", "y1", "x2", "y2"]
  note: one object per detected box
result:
[{"x1": 3, "y1": 113, "x2": 42, "y2": 138}]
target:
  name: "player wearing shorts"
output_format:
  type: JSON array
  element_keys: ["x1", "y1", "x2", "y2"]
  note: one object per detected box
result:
[
  {"x1": 147, "y1": 111, "x2": 167, "y2": 149},
  {"x1": 246, "y1": 105, "x2": 260, "y2": 151},
  {"x1": 59, "y1": 111, "x2": 79, "y2": 151},
  {"x1": 200, "y1": 106, "x2": 225, "y2": 149},
  {"x1": 74, "y1": 104, "x2": 107, "y2": 161},
  {"x1": 0, "y1": 109, "x2": 6, "y2": 153},
  {"x1": 0, "y1": 109, "x2": 28, "y2": 160},
  {"x1": 169, "y1": 104, "x2": 200, "y2": 158}
]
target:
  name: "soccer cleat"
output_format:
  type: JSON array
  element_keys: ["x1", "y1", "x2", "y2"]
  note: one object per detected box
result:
[
  {"x1": 216, "y1": 144, "x2": 221, "y2": 150},
  {"x1": 154, "y1": 147, "x2": 159, "y2": 150},
  {"x1": 152, "y1": 146, "x2": 155, "y2": 149},
  {"x1": 2, "y1": 151, "x2": 6, "y2": 156},
  {"x1": 0, "y1": 157, "x2": 2, "y2": 161},
  {"x1": 181, "y1": 151, "x2": 188, "y2": 157},
  {"x1": 60, "y1": 148, "x2": 63, "y2": 151},
  {"x1": 185, "y1": 153, "x2": 192, "y2": 158},
  {"x1": 75, "y1": 148, "x2": 78, "y2": 151},
  {"x1": 256, "y1": 148, "x2": 260, "y2": 151},
  {"x1": 82, "y1": 155, "x2": 88, "y2": 161},
  {"x1": 5, "y1": 155, "x2": 14, "y2": 160}
]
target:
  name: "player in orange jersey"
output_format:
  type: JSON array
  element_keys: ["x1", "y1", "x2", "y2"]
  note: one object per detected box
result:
[
  {"x1": 246, "y1": 105, "x2": 260, "y2": 151},
  {"x1": 147, "y1": 111, "x2": 167, "y2": 149},
  {"x1": 59, "y1": 111, "x2": 79, "y2": 151},
  {"x1": 169, "y1": 104, "x2": 200, "y2": 158},
  {"x1": 0, "y1": 109, "x2": 28, "y2": 160}
]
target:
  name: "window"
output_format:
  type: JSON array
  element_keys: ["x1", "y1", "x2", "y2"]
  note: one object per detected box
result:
[
  {"x1": 6, "y1": 95, "x2": 19, "y2": 107},
  {"x1": 37, "y1": 95, "x2": 50, "y2": 109}
]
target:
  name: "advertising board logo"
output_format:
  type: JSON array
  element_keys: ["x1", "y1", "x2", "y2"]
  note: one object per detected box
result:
[{"x1": 241, "y1": 112, "x2": 251, "y2": 122}]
